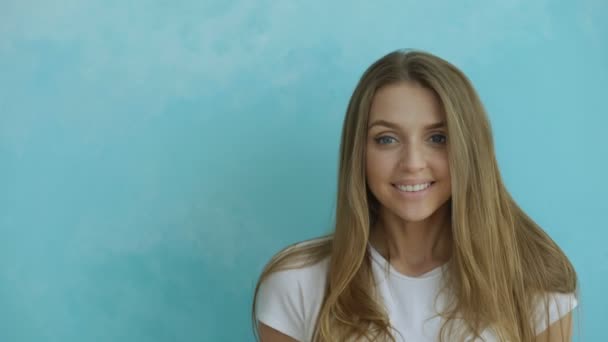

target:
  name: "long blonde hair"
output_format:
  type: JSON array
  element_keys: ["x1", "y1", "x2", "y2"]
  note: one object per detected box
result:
[{"x1": 252, "y1": 49, "x2": 578, "y2": 341}]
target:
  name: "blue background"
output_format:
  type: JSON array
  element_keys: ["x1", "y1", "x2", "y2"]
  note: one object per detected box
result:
[{"x1": 1, "y1": 0, "x2": 606, "y2": 341}]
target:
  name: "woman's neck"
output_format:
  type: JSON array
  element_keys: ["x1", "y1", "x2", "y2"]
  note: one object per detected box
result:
[{"x1": 369, "y1": 203, "x2": 452, "y2": 276}]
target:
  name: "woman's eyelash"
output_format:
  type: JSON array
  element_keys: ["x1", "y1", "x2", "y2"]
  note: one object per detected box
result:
[
  {"x1": 374, "y1": 134, "x2": 447, "y2": 145},
  {"x1": 430, "y1": 134, "x2": 447, "y2": 144},
  {"x1": 375, "y1": 136, "x2": 397, "y2": 144}
]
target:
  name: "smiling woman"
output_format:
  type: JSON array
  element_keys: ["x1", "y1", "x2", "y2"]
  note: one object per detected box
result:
[
  {"x1": 365, "y1": 82, "x2": 452, "y2": 241},
  {"x1": 251, "y1": 49, "x2": 578, "y2": 342}
]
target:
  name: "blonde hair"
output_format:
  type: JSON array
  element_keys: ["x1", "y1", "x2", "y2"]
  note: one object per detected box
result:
[{"x1": 252, "y1": 49, "x2": 578, "y2": 341}]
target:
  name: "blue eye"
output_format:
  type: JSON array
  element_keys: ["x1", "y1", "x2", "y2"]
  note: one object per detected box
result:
[
  {"x1": 375, "y1": 136, "x2": 396, "y2": 145},
  {"x1": 430, "y1": 134, "x2": 447, "y2": 144}
]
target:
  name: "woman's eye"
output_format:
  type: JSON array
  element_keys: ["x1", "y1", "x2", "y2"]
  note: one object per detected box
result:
[
  {"x1": 375, "y1": 136, "x2": 396, "y2": 145},
  {"x1": 430, "y1": 134, "x2": 447, "y2": 144}
]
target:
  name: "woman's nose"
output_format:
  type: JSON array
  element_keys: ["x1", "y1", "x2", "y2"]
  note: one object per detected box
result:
[{"x1": 399, "y1": 143, "x2": 426, "y2": 172}]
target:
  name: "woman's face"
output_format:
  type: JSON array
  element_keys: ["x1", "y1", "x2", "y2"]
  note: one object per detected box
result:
[{"x1": 366, "y1": 81, "x2": 451, "y2": 223}]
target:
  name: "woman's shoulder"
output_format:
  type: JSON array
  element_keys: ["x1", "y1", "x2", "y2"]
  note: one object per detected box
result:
[
  {"x1": 255, "y1": 237, "x2": 331, "y2": 341},
  {"x1": 262, "y1": 236, "x2": 332, "y2": 288},
  {"x1": 261, "y1": 255, "x2": 330, "y2": 290},
  {"x1": 531, "y1": 291, "x2": 579, "y2": 335}
]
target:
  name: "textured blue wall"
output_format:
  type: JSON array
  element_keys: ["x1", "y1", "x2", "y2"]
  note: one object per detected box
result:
[{"x1": 1, "y1": 1, "x2": 606, "y2": 341}]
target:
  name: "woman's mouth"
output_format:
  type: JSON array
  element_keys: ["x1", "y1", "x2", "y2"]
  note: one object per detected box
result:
[{"x1": 392, "y1": 182, "x2": 435, "y2": 195}]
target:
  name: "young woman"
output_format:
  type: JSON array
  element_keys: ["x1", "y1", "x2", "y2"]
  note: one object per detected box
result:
[{"x1": 251, "y1": 49, "x2": 578, "y2": 342}]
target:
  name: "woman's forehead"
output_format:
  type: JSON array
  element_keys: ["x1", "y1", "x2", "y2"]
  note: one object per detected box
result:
[{"x1": 368, "y1": 83, "x2": 445, "y2": 129}]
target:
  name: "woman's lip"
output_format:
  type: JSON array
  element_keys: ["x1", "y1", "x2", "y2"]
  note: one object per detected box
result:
[
  {"x1": 392, "y1": 181, "x2": 436, "y2": 186},
  {"x1": 392, "y1": 182, "x2": 434, "y2": 195}
]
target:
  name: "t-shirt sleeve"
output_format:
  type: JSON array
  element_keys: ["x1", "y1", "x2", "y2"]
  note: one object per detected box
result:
[
  {"x1": 533, "y1": 291, "x2": 578, "y2": 335},
  {"x1": 255, "y1": 270, "x2": 306, "y2": 341}
]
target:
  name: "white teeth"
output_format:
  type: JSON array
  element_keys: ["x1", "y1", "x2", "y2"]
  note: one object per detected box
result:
[{"x1": 395, "y1": 183, "x2": 431, "y2": 192}]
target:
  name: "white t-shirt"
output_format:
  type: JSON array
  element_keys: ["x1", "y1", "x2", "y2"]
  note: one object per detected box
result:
[{"x1": 255, "y1": 242, "x2": 578, "y2": 341}]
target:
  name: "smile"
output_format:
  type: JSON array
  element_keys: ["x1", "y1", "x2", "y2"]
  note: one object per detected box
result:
[{"x1": 393, "y1": 182, "x2": 434, "y2": 193}]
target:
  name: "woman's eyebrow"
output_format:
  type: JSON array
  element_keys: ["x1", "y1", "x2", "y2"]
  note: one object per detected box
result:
[{"x1": 367, "y1": 120, "x2": 446, "y2": 130}]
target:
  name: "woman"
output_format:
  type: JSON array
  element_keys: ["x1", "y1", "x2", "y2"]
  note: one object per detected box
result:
[{"x1": 251, "y1": 49, "x2": 578, "y2": 341}]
